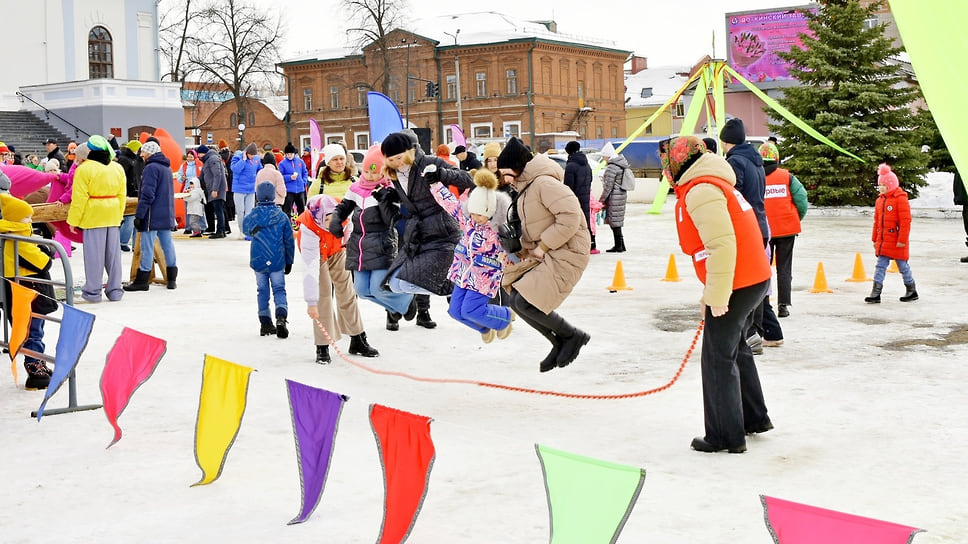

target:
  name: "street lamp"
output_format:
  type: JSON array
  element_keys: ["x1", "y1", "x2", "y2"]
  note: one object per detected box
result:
[{"x1": 238, "y1": 123, "x2": 246, "y2": 147}]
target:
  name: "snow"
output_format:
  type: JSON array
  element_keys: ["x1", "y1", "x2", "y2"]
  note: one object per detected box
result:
[{"x1": 2, "y1": 172, "x2": 967, "y2": 542}]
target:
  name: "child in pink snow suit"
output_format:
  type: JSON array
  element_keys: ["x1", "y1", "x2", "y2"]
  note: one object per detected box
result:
[{"x1": 430, "y1": 169, "x2": 513, "y2": 342}]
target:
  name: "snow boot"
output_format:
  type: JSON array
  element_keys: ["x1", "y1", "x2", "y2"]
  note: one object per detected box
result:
[
  {"x1": 899, "y1": 282, "x2": 919, "y2": 302},
  {"x1": 864, "y1": 281, "x2": 883, "y2": 304},
  {"x1": 123, "y1": 269, "x2": 151, "y2": 292},
  {"x1": 403, "y1": 298, "x2": 418, "y2": 321},
  {"x1": 416, "y1": 310, "x2": 437, "y2": 329},
  {"x1": 315, "y1": 345, "x2": 331, "y2": 364},
  {"x1": 386, "y1": 310, "x2": 401, "y2": 331},
  {"x1": 349, "y1": 333, "x2": 379, "y2": 357},
  {"x1": 606, "y1": 227, "x2": 626, "y2": 253},
  {"x1": 23, "y1": 359, "x2": 51, "y2": 390},
  {"x1": 590, "y1": 234, "x2": 599, "y2": 255},
  {"x1": 166, "y1": 266, "x2": 178, "y2": 289},
  {"x1": 259, "y1": 316, "x2": 276, "y2": 336},
  {"x1": 276, "y1": 317, "x2": 289, "y2": 339}
]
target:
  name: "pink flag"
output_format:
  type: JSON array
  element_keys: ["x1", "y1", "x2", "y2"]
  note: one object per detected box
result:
[
  {"x1": 761, "y1": 495, "x2": 924, "y2": 544},
  {"x1": 53, "y1": 230, "x2": 72, "y2": 258},
  {"x1": 449, "y1": 125, "x2": 465, "y2": 147},
  {"x1": 309, "y1": 118, "x2": 322, "y2": 178},
  {"x1": 100, "y1": 328, "x2": 167, "y2": 447}
]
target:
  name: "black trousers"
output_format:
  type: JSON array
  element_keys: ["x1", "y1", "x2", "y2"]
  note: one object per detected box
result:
[
  {"x1": 211, "y1": 199, "x2": 227, "y2": 234},
  {"x1": 283, "y1": 191, "x2": 307, "y2": 217},
  {"x1": 701, "y1": 280, "x2": 771, "y2": 448},
  {"x1": 769, "y1": 235, "x2": 797, "y2": 306}
]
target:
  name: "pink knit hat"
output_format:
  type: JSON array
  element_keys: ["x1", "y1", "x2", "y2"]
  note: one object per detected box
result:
[
  {"x1": 361, "y1": 144, "x2": 385, "y2": 177},
  {"x1": 877, "y1": 163, "x2": 899, "y2": 192}
]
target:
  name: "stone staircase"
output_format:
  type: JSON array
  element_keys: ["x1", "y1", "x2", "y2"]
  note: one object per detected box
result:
[{"x1": 0, "y1": 111, "x2": 75, "y2": 159}]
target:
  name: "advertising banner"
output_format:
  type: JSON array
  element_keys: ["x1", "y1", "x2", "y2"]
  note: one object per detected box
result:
[{"x1": 726, "y1": 5, "x2": 817, "y2": 84}]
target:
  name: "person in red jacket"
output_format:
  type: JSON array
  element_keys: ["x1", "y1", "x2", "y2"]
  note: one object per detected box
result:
[
  {"x1": 866, "y1": 164, "x2": 918, "y2": 303},
  {"x1": 759, "y1": 142, "x2": 807, "y2": 320}
]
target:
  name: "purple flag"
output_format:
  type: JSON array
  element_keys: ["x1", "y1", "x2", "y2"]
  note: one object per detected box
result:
[
  {"x1": 37, "y1": 305, "x2": 95, "y2": 420},
  {"x1": 286, "y1": 380, "x2": 348, "y2": 525}
]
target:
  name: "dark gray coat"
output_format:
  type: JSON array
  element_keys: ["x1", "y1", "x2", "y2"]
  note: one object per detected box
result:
[{"x1": 600, "y1": 155, "x2": 630, "y2": 228}]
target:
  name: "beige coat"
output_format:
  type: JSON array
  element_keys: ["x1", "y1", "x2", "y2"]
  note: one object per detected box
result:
[{"x1": 502, "y1": 154, "x2": 590, "y2": 313}]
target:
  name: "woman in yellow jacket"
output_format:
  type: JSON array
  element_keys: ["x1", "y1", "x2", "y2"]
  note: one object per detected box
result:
[{"x1": 66, "y1": 135, "x2": 128, "y2": 303}]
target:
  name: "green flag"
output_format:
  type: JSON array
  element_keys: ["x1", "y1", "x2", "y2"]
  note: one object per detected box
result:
[{"x1": 536, "y1": 444, "x2": 646, "y2": 543}]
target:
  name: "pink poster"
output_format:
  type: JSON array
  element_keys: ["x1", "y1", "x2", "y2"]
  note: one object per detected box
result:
[{"x1": 726, "y1": 6, "x2": 817, "y2": 84}]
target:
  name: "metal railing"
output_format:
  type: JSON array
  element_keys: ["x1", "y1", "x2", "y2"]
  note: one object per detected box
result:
[
  {"x1": 15, "y1": 91, "x2": 91, "y2": 140},
  {"x1": 0, "y1": 232, "x2": 101, "y2": 417}
]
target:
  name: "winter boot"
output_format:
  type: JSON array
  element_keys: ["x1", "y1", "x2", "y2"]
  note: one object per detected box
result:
[
  {"x1": 416, "y1": 310, "x2": 437, "y2": 329},
  {"x1": 606, "y1": 227, "x2": 626, "y2": 253},
  {"x1": 590, "y1": 234, "x2": 600, "y2": 255},
  {"x1": 386, "y1": 310, "x2": 401, "y2": 331},
  {"x1": 123, "y1": 269, "x2": 151, "y2": 292},
  {"x1": 899, "y1": 282, "x2": 919, "y2": 302},
  {"x1": 864, "y1": 282, "x2": 883, "y2": 304},
  {"x1": 315, "y1": 345, "x2": 331, "y2": 364},
  {"x1": 348, "y1": 332, "x2": 379, "y2": 357},
  {"x1": 276, "y1": 317, "x2": 289, "y2": 339},
  {"x1": 259, "y1": 316, "x2": 276, "y2": 336},
  {"x1": 509, "y1": 290, "x2": 570, "y2": 372},
  {"x1": 403, "y1": 297, "x2": 418, "y2": 321},
  {"x1": 746, "y1": 332, "x2": 764, "y2": 355},
  {"x1": 166, "y1": 266, "x2": 178, "y2": 289},
  {"x1": 23, "y1": 359, "x2": 51, "y2": 390}
]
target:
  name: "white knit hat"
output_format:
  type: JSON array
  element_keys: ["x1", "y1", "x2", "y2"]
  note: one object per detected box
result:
[
  {"x1": 321, "y1": 143, "x2": 346, "y2": 164},
  {"x1": 467, "y1": 169, "x2": 499, "y2": 218}
]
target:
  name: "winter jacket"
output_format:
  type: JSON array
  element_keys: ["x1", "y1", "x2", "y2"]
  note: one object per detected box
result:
[
  {"x1": 47, "y1": 162, "x2": 75, "y2": 205},
  {"x1": 299, "y1": 216, "x2": 346, "y2": 306},
  {"x1": 184, "y1": 180, "x2": 206, "y2": 217},
  {"x1": 310, "y1": 168, "x2": 353, "y2": 199},
  {"x1": 243, "y1": 201, "x2": 295, "y2": 273},
  {"x1": 47, "y1": 147, "x2": 69, "y2": 173},
  {"x1": 328, "y1": 181, "x2": 400, "y2": 271},
  {"x1": 0, "y1": 215, "x2": 58, "y2": 316},
  {"x1": 459, "y1": 151, "x2": 483, "y2": 171},
  {"x1": 725, "y1": 142, "x2": 769, "y2": 240},
  {"x1": 564, "y1": 152, "x2": 593, "y2": 226},
  {"x1": 136, "y1": 152, "x2": 176, "y2": 231},
  {"x1": 255, "y1": 164, "x2": 287, "y2": 205},
  {"x1": 117, "y1": 147, "x2": 144, "y2": 198},
  {"x1": 67, "y1": 155, "x2": 126, "y2": 229},
  {"x1": 385, "y1": 149, "x2": 475, "y2": 295},
  {"x1": 600, "y1": 154, "x2": 631, "y2": 227},
  {"x1": 872, "y1": 186, "x2": 911, "y2": 261},
  {"x1": 501, "y1": 154, "x2": 590, "y2": 314},
  {"x1": 763, "y1": 164, "x2": 807, "y2": 238},
  {"x1": 430, "y1": 182, "x2": 509, "y2": 298},
  {"x1": 230, "y1": 151, "x2": 262, "y2": 194},
  {"x1": 200, "y1": 149, "x2": 227, "y2": 201},
  {"x1": 178, "y1": 157, "x2": 201, "y2": 186},
  {"x1": 278, "y1": 156, "x2": 309, "y2": 194}
]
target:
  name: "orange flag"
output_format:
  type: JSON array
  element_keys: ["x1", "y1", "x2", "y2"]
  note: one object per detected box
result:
[{"x1": 8, "y1": 282, "x2": 37, "y2": 385}]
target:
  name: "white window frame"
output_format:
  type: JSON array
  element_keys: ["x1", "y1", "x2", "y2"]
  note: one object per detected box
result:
[
  {"x1": 446, "y1": 74, "x2": 457, "y2": 99},
  {"x1": 357, "y1": 86, "x2": 368, "y2": 107},
  {"x1": 330, "y1": 85, "x2": 339, "y2": 109},
  {"x1": 506, "y1": 69, "x2": 517, "y2": 95},
  {"x1": 303, "y1": 88, "x2": 312, "y2": 111},
  {"x1": 444, "y1": 127, "x2": 454, "y2": 143},
  {"x1": 325, "y1": 133, "x2": 346, "y2": 146},
  {"x1": 476, "y1": 71, "x2": 487, "y2": 97},
  {"x1": 354, "y1": 131, "x2": 370, "y2": 149},
  {"x1": 502, "y1": 121, "x2": 521, "y2": 139},
  {"x1": 300, "y1": 135, "x2": 311, "y2": 151},
  {"x1": 471, "y1": 122, "x2": 492, "y2": 139}
]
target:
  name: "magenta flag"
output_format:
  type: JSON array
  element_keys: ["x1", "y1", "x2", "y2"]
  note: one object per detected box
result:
[
  {"x1": 99, "y1": 328, "x2": 167, "y2": 447},
  {"x1": 762, "y1": 495, "x2": 924, "y2": 544},
  {"x1": 286, "y1": 380, "x2": 348, "y2": 525},
  {"x1": 36, "y1": 305, "x2": 95, "y2": 420}
]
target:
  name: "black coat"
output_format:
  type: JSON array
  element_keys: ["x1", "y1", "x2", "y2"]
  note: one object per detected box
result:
[
  {"x1": 564, "y1": 152, "x2": 593, "y2": 226},
  {"x1": 459, "y1": 151, "x2": 483, "y2": 171},
  {"x1": 117, "y1": 147, "x2": 144, "y2": 198},
  {"x1": 329, "y1": 190, "x2": 399, "y2": 271},
  {"x1": 725, "y1": 142, "x2": 769, "y2": 240},
  {"x1": 385, "y1": 150, "x2": 474, "y2": 295}
]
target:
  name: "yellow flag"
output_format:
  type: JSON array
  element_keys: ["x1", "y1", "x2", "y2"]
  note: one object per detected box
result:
[{"x1": 192, "y1": 355, "x2": 255, "y2": 486}]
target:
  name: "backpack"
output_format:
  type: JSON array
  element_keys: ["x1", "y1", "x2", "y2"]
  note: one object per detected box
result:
[{"x1": 620, "y1": 166, "x2": 636, "y2": 191}]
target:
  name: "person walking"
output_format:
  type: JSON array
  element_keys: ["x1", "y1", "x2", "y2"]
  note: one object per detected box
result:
[
  {"x1": 563, "y1": 141, "x2": 595, "y2": 253},
  {"x1": 244, "y1": 182, "x2": 295, "y2": 337},
  {"x1": 664, "y1": 136, "x2": 773, "y2": 453},
  {"x1": 760, "y1": 142, "x2": 807, "y2": 318},
  {"x1": 599, "y1": 144, "x2": 632, "y2": 253},
  {"x1": 198, "y1": 145, "x2": 228, "y2": 238},
  {"x1": 279, "y1": 142, "x2": 309, "y2": 217},
  {"x1": 230, "y1": 143, "x2": 262, "y2": 239},
  {"x1": 865, "y1": 164, "x2": 918, "y2": 303},
  {"x1": 124, "y1": 140, "x2": 178, "y2": 291}
]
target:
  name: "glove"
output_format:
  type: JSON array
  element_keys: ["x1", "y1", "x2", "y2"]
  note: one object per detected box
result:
[
  {"x1": 372, "y1": 185, "x2": 397, "y2": 203},
  {"x1": 328, "y1": 224, "x2": 344, "y2": 239},
  {"x1": 422, "y1": 164, "x2": 439, "y2": 183},
  {"x1": 285, "y1": 263, "x2": 292, "y2": 275},
  {"x1": 134, "y1": 217, "x2": 146, "y2": 231}
]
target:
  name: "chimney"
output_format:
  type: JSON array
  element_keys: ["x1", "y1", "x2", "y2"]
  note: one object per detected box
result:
[{"x1": 630, "y1": 56, "x2": 648, "y2": 75}]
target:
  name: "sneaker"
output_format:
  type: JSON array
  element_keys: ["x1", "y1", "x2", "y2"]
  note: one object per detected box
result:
[
  {"x1": 777, "y1": 304, "x2": 790, "y2": 318},
  {"x1": 763, "y1": 339, "x2": 784, "y2": 347},
  {"x1": 590, "y1": 248, "x2": 601, "y2": 255},
  {"x1": 746, "y1": 333, "x2": 764, "y2": 355},
  {"x1": 120, "y1": 245, "x2": 131, "y2": 252},
  {"x1": 481, "y1": 329, "x2": 496, "y2": 344},
  {"x1": 189, "y1": 232, "x2": 203, "y2": 238}
]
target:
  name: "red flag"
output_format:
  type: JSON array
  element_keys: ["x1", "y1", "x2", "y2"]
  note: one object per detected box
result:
[
  {"x1": 369, "y1": 404, "x2": 435, "y2": 544},
  {"x1": 761, "y1": 495, "x2": 924, "y2": 543},
  {"x1": 100, "y1": 328, "x2": 167, "y2": 447}
]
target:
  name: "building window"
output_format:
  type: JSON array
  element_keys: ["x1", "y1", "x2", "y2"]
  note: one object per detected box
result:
[
  {"x1": 471, "y1": 123, "x2": 492, "y2": 139},
  {"x1": 506, "y1": 69, "x2": 517, "y2": 95},
  {"x1": 355, "y1": 133, "x2": 369, "y2": 149},
  {"x1": 863, "y1": 15, "x2": 879, "y2": 29},
  {"x1": 596, "y1": 126, "x2": 603, "y2": 139},
  {"x1": 407, "y1": 76, "x2": 417, "y2": 103},
  {"x1": 640, "y1": 88, "x2": 653, "y2": 98},
  {"x1": 357, "y1": 86, "x2": 367, "y2": 107},
  {"x1": 303, "y1": 88, "x2": 312, "y2": 111},
  {"x1": 88, "y1": 26, "x2": 114, "y2": 79},
  {"x1": 502, "y1": 121, "x2": 521, "y2": 139},
  {"x1": 612, "y1": 127, "x2": 618, "y2": 138},
  {"x1": 476, "y1": 71, "x2": 487, "y2": 97},
  {"x1": 577, "y1": 80, "x2": 584, "y2": 100},
  {"x1": 675, "y1": 101, "x2": 685, "y2": 118},
  {"x1": 446, "y1": 75, "x2": 457, "y2": 99},
  {"x1": 249, "y1": 112, "x2": 255, "y2": 126},
  {"x1": 230, "y1": 113, "x2": 237, "y2": 127},
  {"x1": 444, "y1": 127, "x2": 453, "y2": 143},
  {"x1": 330, "y1": 86, "x2": 339, "y2": 109}
]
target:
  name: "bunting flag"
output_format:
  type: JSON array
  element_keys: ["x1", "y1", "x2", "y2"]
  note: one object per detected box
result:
[
  {"x1": 449, "y1": 124, "x2": 466, "y2": 147},
  {"x1": 7, "y1": 282, "x2": 37, "y2": 384},
  {"x1": 191, "y1": 355, "x2": 255, "y2": 486},
  {"x1": 369, "y1": 404, "x2": 435, "y2": 544},
  {"x1": 36, "y1": 305, "x2": 94, "y2": 420},
  {"x1": 535, "y1": 444, "x2": 646, "y2": 544},
  {"x1": 100, "y1": 327, "x2": 167, "y2": 447},
  {"x1": 367, "y1": 91, "x2": 405, "y2": 145},
  {"x1": 52, "y1": 230, "x2": 73, "y2": 258},
  {"x1": 286, "y1": 380, "x2": 348, "y2": 525},
  {"x1": 309, "y1": 118, "x2": 322, "y2": 178},
  {"x1": 761, "y1": 495, "x2": 924, "y2": 543},
  {"x1": 889, "y1": 0, "x2": 968, "y2": 191}
]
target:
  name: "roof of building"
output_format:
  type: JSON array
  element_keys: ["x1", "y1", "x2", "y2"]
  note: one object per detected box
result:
[
  {"x1": 260, "y1": 95, "x2": 289, "y2": 121},
  {"x1": 624, "y1": 65, "x2": 691, "y2": 108}
]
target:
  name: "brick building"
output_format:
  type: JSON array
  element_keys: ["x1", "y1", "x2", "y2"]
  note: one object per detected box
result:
[{"x1": 278, "y1": 13, "x2": 630, "y2": 153}]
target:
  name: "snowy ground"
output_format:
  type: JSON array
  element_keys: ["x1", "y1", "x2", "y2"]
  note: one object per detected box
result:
[{"x1": 1, "y1": 173, "x2": 966, "y2": 543}]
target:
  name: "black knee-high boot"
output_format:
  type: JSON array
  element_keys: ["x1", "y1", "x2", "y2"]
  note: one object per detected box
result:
[
  {"x1": 509, "y1": 291, "x2": 590, "y2": 372},
  {"x1": 606, "y1": 227, "x2": 626, "y2": 252}
]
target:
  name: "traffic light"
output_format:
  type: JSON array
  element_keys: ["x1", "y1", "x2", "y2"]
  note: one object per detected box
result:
[
  {"x1": 432, "y1": 82, "x2": 440, "y2": 96},
  {"x1": 425, "y1": 82, "x2": 434, "y2": 97}
]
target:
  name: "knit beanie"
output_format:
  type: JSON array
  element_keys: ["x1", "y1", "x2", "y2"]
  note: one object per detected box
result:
[
  {"x1": 381, "y1": 133, "x2": 412, "y2": 157},
  {"x1": 256, "y1": 181, "x2": 276, "y2": 203},
  {"x1": 245, "y1": 143, "x2": 258, "y2": 156},
  {"x1": 361, "y1": 144, "x2": 385, "y2": 177},
  {"x1": 702, "y1": 137, "x2": 718, "y2": 154},
  {"x1": 719, "y1": 118, "x2": 746, "y2": 145},
  {"x1": 662, "y1": 136, "x2": 708, "y2": 182},
  {"x1": 218, "y1": 139, "x2": 229, "y2": 150},
  {"x1": 0, "y1": 193, "x2": 33, "y2": 222},
  {"x1": 877, "y1": 163, "x2": 899, "y2": 192},
  {"x1": 196, "y1": 144, "x2": 209, "y2": 156},
  {"x1": 436, "y1": 144, "x2": 451, "y2": 157},
  {"x1": 467, "y1": 169, "x2": 499, "y2": 218},
  {"x1": 758, "y1": 142, "x2": 779, "y2": 163},
  {"x1": 44, "y1": 159, "x2": 60, "y2": 173},
  {"x1": 565, "y1": 141, "x2": 581, "y2": 155},
  {"x1": 482, "y1": 142, "x2": 501, "y2": 161},
  {"x1": 496, "y1": 137, "x2": 531, "y2": 173},
  {"x1": 141, "y1": 141, "x2": 161, "y2": 156},
  {"x1": 306, "y1": 194, "x2": 338, "y2": 226},
  {"x1": 284, "y1": 142, "x2": 297, "y2": 154},
  {"x1": 262, "y1": 151, "x2": 277, "y2": 166},
  {"x1": 454, "y1": 145, "x2": 467, "y2": 154},
  {"x1": 125, "y1": 140, "x2": 143, "y2": 153}
]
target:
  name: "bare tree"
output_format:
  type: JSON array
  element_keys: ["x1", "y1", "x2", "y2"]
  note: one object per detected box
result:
[
  {"x1": 342, "y1": 0, "x2": 408, "y2": 95},
  {"x1": 158, "y1": 0, "x2": 201, "y2": 82},
  {"x1": 186, "y1": 0, "x2": 284, "y2": 146}
]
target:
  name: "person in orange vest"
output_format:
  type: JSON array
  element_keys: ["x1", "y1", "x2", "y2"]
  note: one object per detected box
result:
[
  {"x1": 759, "y1": 142, "x2": 807, "y2": 321},
  {"x1": 664, "y1": 135, "x2": 773, "y2": 454},
  {"x1": 865, "y1": 164, "x2": 918, "y2": 303}
]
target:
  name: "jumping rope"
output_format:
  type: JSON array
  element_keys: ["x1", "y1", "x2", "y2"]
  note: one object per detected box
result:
[{"x1": 313, "y1": 319, "x2": 704, "y2": 400}]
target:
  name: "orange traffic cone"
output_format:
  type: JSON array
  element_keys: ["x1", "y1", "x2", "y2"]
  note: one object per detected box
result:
[
  {"x1": 887, "y1": 260, "x2": 899, "y2": 273},
  {"x1": 661, "y1": 254, "x2": 681, "y2": 282},
  {"x1": 809, "y1": 262, "x2": 834, "y2": 293},
  {"x1": 845, "y1": 252, "x2": 872, "y2": 282},
  {"x1": 607, "y1": 260, "x2": 633, "y2": 292}
]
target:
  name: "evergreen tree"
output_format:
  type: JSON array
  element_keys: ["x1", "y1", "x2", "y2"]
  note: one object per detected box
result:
[{"x1": 770, "y1": 0, "x2": 927, "y2": 205}]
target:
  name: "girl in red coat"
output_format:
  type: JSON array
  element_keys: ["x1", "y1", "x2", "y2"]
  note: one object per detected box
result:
[{"x1": 865, "y1": 164, "x2": 918, "y2": 303}]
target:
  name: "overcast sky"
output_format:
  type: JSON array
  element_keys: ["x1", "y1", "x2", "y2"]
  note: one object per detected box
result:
[{"x1": 257, "y1": 0, "x2": 804, "y2": 67}]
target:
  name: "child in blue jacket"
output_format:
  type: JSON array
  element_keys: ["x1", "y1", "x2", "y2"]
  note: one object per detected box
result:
[{"x1": 243, "y1": 182, "x2": 295, "y2": 337}]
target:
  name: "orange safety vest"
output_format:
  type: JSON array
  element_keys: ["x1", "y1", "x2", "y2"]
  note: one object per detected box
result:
[
  {"x1": 297, "y1": 209, "x2": 344, "y2": 260},
  {"x1": 674, "y1": 175, "x2": 772, "y2": 289},
  {"x1": 763, "y1": 167, "x2": 801, "y2": 238}
]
